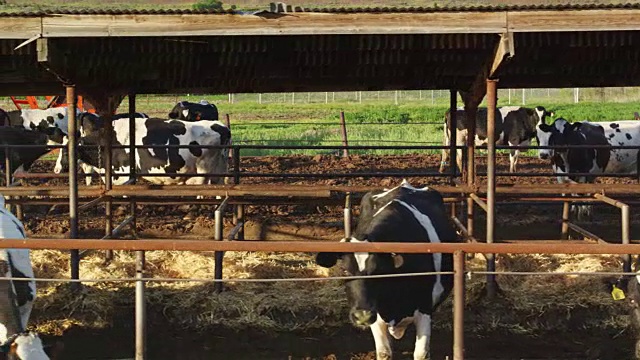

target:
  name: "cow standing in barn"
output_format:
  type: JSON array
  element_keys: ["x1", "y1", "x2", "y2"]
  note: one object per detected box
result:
[
  {"x1": 58, "y1": 116, "x2": 230, "y2": 219},
  {"x1": 0, "y1": 196, "x2": 53, "y2": 359},
  {"x1": 315, "y1": 180, "x2": 458, "y2": 360},
  {"x1": 439, "y1": 106, "x2": 554, "y2": 174},
  {"x1": 0, "y1": 127, "x2": 52, "y2": 185},
  {"x1": 537, "y1": 118, "x2": 640, "y2": 219},
  {"x1": 59, "y1": 116, "x2": 231, "y2": 186},
  {"x1": 168, "y1": 100, "x2": 219, "y2": 121},
  {"x1": 52, "y1": 112, "x2": 149, "y2": 186}
]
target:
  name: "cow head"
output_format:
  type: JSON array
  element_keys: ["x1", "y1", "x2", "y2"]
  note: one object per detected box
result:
[
  {"x1": 316, "y1": 237, "x2": 405, "y2": 328},
  {"x1": 534, "y1": 106, "x2": 555, "y2": 125},
  {"x1": 316, "y1": 192, "x2": 407, "y2": 328},
  {"x1": 168, "y1": 102, "x2": 199, "y2": 121},
  {"x1": 536, "y1": 118, "x2": 570, "y2": 160}
]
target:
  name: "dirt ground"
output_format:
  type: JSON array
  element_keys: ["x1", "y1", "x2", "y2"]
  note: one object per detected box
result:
[{"x1": 14, "y1": 152, "x2": 640, "y2": 359}]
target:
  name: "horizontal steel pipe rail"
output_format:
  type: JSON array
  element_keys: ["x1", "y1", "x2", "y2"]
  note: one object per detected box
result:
[{"x1": 4, "y1": 239, "x2": 640, "y2": 254}]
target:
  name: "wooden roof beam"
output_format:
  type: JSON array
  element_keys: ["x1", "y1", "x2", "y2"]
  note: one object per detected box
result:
[
  {"x1": 489, "y1": 32, "x2": 514, "y2": 78},
  {"x1": 32, "y1": 12, "x2": 508, "y2": 38}
]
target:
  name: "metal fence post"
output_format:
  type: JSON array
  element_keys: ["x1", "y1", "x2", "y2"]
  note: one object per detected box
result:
[
  {"x1": 339, "y1": 111, "x2": 349, "y2": 158},
  {"x1": 66, "y1": 85, "x2": 80, "y2": 286},
  {"x1": 344, "y1": 193, "x2": 352, "y2": 238},
  {"x1": 453, "y1": 250, "x2": 465, "y2": 360},
  {"x1": 486, "y1": 79, "x2": 498, "y2": 298}
]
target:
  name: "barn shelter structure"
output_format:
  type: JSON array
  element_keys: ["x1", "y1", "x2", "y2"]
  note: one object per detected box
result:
[{"x1": 4, "y1": 2, "x2": 640, "y2": 359}]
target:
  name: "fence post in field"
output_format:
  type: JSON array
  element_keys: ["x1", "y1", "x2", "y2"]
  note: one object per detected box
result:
[
  {"x1": 308, "y1": 92, "x2": 311, "y2": 103},
  {"x1": 332, "y1": 92, "x2": 335, "y2": 102},
  {"x1": 431, "y1": 90, "x2": 435, "y2": 105},
  {"x1": 325, "y1": 92, "x2": 328, "y2": 103},
  {"x1": 574, "y1": 88, "x2": 580, "y2": 103},
  {"x1": 521, "y1": 89, "x2": 525, "y2": 105},
  {"x1": 358, "y1": 91, "x2": 362, "y2": 103},
  {"x1": 339, "y1": 111, "x2": 349, "y2": 158},
  {"x1": 508, "y1": 89, "x2": 511, "y2": 104},
  {"x1": 395, "y1": 90, "x2": 399, "y2": 105},
  {"x1": 292, "y1": 93, "x2": 295, "y2": 104},
  {"x1": 419, "y1": 90, "x2": 422, "y2": 100},
  {"x1": 258, "y1": 93, "x2": 262, "y2": 104},
  {"x1": 225, "y1": 114, "x2": 232, "y2": 159},
  {"x1": 228, "y1": 93, "x2": 232, "y2": 103}
]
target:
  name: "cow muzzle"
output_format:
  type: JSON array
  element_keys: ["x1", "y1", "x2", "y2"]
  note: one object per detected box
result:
[{"x1": 349, "y1": 309, "x2": 375, "y2": 328}]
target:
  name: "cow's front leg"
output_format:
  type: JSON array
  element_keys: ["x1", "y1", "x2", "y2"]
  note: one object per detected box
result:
[
  {"x1": 413, "y1": 312, "x2": 431, "y2": 360},
  {"x1": 370, "y1": 314, "x2": 392, "y2": 360},
  {"x1": 509, "y1": 149, "x2": 518, "y2": 173}
]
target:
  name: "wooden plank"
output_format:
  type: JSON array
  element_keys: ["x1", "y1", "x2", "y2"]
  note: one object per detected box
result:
[
  {"x1": 508, "y1": 9, "x2": 640, "y2": 32},
  {"x1": 40, "y1": 12, "x2": 507, "y2": 37},
  {"x1": 0, "y1": 17, "x2": 41, "y2": 39}
]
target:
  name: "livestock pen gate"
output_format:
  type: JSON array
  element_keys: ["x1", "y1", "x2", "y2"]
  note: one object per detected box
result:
[{"x1": 4, "y1": 2, "x2": 640, "y2": 359}]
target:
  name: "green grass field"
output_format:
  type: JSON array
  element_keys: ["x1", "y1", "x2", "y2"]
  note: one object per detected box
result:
[{"x1": 3, "y1": 94, "x2": 640, "y2": 156}]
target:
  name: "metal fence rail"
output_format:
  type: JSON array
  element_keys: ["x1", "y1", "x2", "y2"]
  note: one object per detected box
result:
[{"x1": 7, "y1": 239, "x2": 640, "y2": 360}]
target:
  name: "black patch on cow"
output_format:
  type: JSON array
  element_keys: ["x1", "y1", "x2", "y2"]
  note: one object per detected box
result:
[
  {"x1": 610, "y1": 123, "x2": 620, "y2": 129},
  {"x1": 46, "y1": 116, "x2": 55, "y2": 124},
  {"x1": 616, "y1": 129, "x2": 621, "y2": 133},
  {"x1": 6, "y1": 253, "x2": 34, "y2": 306},
  {"x1": 609, "y1": 133, "x2": 616, "y2": 139},
  {"x1": 626, "y1": 133, "x2": 633, "y2": 140},
  {"x1": 136, "y1": 119, "x2": 187, "y2": 178},
  {"x1": 57, "y1": 113, "x2": 64, "y2": 120},
  {"x1": 211, "y1": 124, "x2": 231, "y2": 145},
  {"x1": 189, "y1": 141, "x2": 203, "y2": 157}
]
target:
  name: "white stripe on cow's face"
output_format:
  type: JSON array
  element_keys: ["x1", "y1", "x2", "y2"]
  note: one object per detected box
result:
[
  {"x1": 182, "y1": 109, "x2": 189, "y2": 118},
  {"x1": 350, "y1": 237, "x2": 369, "y2": 272},
  {"x1": 394, "y1": 200, "x2": 444, "y2": 306}
]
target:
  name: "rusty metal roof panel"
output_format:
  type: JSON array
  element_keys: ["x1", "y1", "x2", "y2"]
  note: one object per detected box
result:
[
  {"x1": 0, "y1": 8, "x2": 234, "y2": 17},
  {"x1": 3, "y1": 3, "x2": 640, "y2": 17}
]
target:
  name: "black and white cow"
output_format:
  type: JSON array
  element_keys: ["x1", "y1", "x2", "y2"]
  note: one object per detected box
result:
[
  {"x1": 315, "y1": 180, "x2": 458, "y2": 360},
  {"x1": 0, "y1": 196, "x2": 50, "y2": 359},
  {"x1": 0, "y1": 127, "x2": 52, "y2": 184},
  {"x1": 59, "y1": 116, "x2": 231, "y2": 187},
  {"x1": 440, "y1": 106, "x2": 554, "y2": 173},
  {"x1": 52, "y1": 112, "x2": 150, "y2": 185},
  {"x1": 168, "y1": 100, "x2": 219, "y2": 122},
  {"x1": 537, "y1": 118, "x2": 640, "y2": 219}
]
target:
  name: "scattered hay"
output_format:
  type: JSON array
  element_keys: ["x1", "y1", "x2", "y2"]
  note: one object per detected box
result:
[{"x1": 25, "y1": 249, "x2": 632, "y2": 338}]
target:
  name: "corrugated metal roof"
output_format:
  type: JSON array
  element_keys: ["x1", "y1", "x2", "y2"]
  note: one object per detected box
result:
[
  {"x1": 301, "y1": 3, "x2": 640, "y2": 12},
  {"x1": 2, "y1": 2, "x2": 640, "y2": 17}
]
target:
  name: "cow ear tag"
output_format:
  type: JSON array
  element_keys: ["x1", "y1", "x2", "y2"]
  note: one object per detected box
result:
[
  {"x1": 392, "y1": 253, "x2": 404, "y2": 268},
  {"x1": 611, "y1": 285, "x2": 626, "y2": 301}
]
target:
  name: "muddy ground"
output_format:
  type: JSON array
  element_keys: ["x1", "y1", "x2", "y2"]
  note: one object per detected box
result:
[{"x1": 13, "y1": 153, "x2": 640, "y2": 359}]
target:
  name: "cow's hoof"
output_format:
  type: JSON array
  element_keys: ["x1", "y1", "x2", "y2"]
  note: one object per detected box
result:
[{"x1": 376, "y1": 352, "x2": 392, "y2": 360}]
